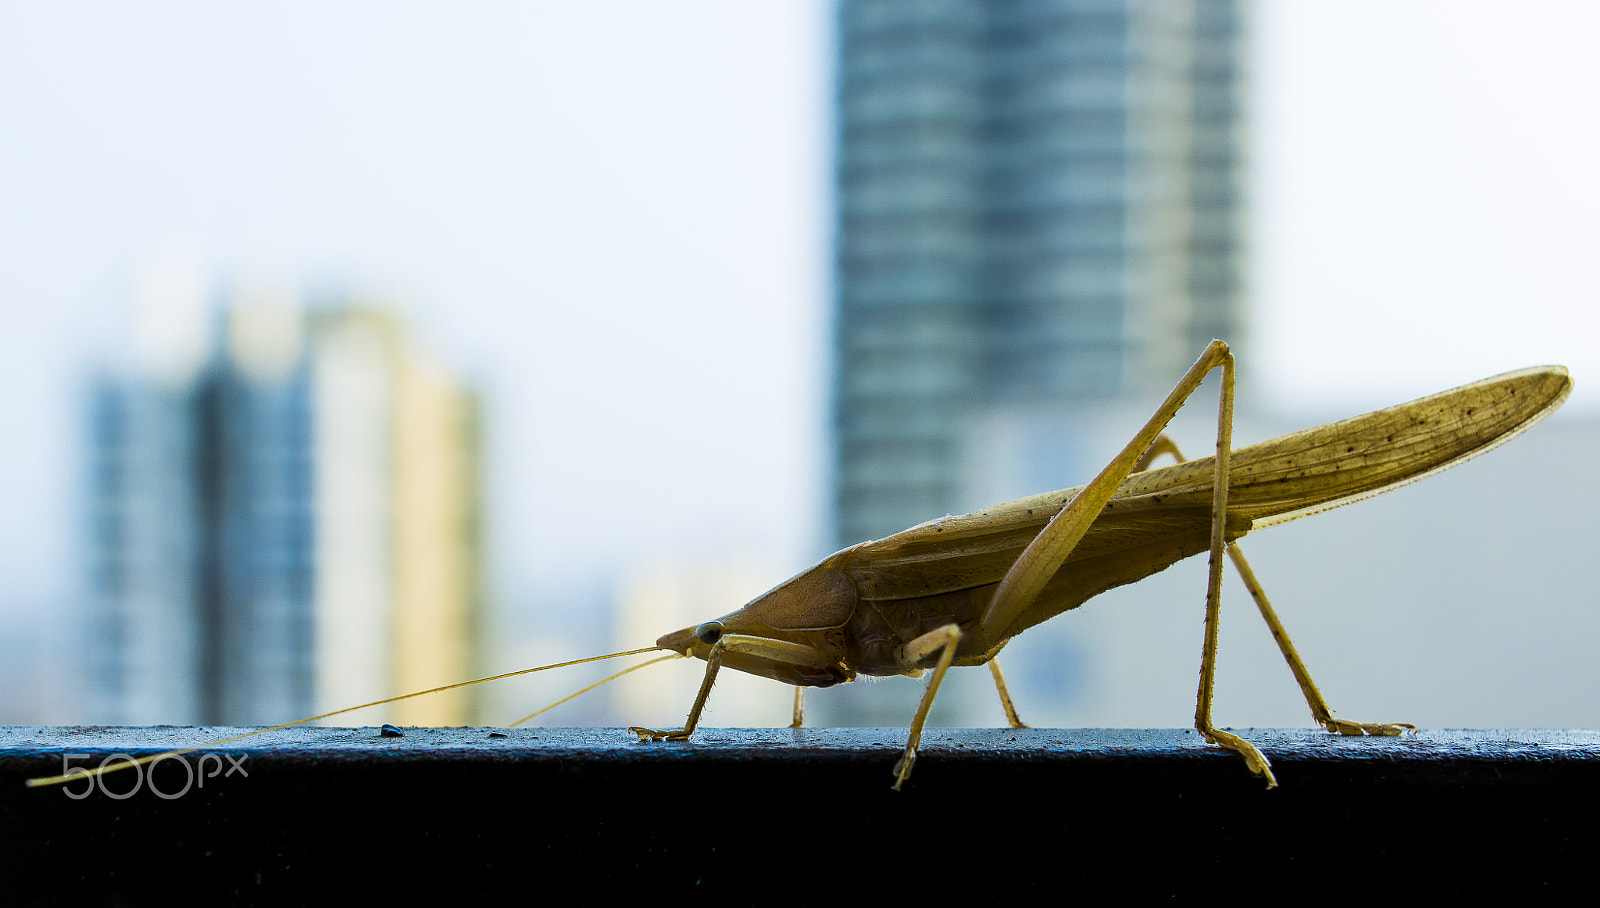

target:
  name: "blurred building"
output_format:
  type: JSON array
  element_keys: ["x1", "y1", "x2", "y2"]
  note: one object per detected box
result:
[
  {"x1": 834, "y1": 0, "x2": 1248, "y2": 545},
  {"x1": 87, "y1": 292, "x2": 483, "y2": 726}
]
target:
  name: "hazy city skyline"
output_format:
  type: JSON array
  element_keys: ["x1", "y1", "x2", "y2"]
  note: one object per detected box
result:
[
  {"x1": 2, "y1": 2, "x2": 1597, "y2": 727},
  {"x1": 84, "y1": 296, "x2": 483, "y2": 726}
]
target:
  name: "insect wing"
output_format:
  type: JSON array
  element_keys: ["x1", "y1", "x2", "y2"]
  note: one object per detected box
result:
[{"x1": 844, "y1": 366, "x2": 1572, "y2": 602}]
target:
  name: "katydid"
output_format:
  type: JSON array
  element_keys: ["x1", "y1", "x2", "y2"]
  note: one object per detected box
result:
[
  {"x1": 27, "y1": 341, "x2": 1572, "y2": 791},
  {"x1": 627, "y1": 341, "x2": 1571, "y2": 788}
]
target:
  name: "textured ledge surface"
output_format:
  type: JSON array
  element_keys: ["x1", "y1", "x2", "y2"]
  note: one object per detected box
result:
[{"x1": 4, "y1": 726, "x2": 1598, "y2": 901}]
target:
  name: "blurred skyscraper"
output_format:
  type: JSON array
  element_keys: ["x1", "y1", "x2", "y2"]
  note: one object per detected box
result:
[
  {"x1": 87, "y1": 286, "x2": 484, "y2": 726},
  {"x1": 833, "y1": 0, "x2": 1247, "y2": 546}
]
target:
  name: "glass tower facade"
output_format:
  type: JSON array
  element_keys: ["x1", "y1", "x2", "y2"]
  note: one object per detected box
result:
[{"x1": 834, "y1": 0, "x2": 1247, "y2": 546}]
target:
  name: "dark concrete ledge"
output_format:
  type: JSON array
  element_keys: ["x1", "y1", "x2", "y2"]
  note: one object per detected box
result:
[{"x1": 4, "y1": 726, "x2": 1599, "y2": 902}]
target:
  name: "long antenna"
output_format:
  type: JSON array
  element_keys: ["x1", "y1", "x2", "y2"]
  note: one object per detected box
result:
[
  {"x1": 26, "y1": 645, "x2": 664, "y2": 788},
  {"x1": 507, "y1": 653, "x2": 682, "y2": 728}
]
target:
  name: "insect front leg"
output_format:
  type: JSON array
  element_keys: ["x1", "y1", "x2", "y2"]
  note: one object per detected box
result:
[
  {"x1": 629, "y1": 641, "x2": 725, "y2": 742},
  {"x1": 630, "y1": 632, "x2": 840, "y2": 742}
]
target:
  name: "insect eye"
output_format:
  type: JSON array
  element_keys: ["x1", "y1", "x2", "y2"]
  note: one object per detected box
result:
[{"x1": 693, "y1": 622, "x2": 724, "y2": 645}]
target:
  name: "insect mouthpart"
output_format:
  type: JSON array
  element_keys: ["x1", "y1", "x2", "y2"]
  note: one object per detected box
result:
[{"x1": 694, "y1": 622, "x2": 724, "y2": 645}]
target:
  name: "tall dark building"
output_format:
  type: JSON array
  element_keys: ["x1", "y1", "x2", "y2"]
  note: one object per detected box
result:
[{"x1": 834, "y1": 0, "x2": 1248, "y2": 546}]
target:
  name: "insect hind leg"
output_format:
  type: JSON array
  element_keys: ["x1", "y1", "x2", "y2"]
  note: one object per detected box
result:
[
  {"x1": 971, "y1": 341, "x2": 1277, "y2": 785},
  {"x1": 1139, "y1": 435, "x2": 1415, "y2": 739}
]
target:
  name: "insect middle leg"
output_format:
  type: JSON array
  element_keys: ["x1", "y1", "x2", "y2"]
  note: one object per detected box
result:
[
  {"x1": 1136, "y1": 437, "x2": 1416, "y2": 738},
  {"x1": 892, "y1": 623, "x2": 963, "y2": 791},
  {"x1": 988, "y1": 659, "x2": 1027, "y2": 728}
]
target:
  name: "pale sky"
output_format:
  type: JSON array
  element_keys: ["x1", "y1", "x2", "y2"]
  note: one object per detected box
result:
[
  {"x1": 1, "y1": 0, "x2": 1596, "y2": 631},
  {"x1": 1250, "y1": 1, "x2": 1600, "y2": 411}
]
